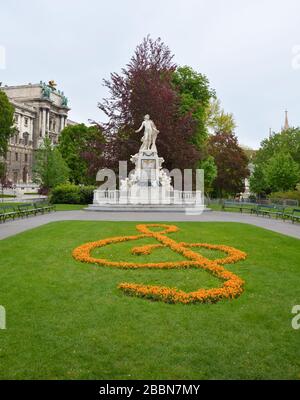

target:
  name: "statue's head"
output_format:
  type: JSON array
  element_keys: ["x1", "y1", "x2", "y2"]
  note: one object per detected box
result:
[{"x1": 144, "y1": 114, "x2": 150, "y2": 120}]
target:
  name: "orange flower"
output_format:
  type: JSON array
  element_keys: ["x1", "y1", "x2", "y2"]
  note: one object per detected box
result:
[{"x1": 72, "y1": 224, "x2": 247, "y2": 304}]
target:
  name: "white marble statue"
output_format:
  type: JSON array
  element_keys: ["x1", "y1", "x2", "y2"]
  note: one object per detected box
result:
[{"x1": 135, "y1": 114, "x2": 159, "y2": 152}]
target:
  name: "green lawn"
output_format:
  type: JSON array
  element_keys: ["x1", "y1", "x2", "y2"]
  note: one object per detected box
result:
[
  {"x1": 0, "y1": 221, "x2": 299, "y2": 379},
  {"x1": 54, "y1": 204, "x2": 87, "y2": 211}
]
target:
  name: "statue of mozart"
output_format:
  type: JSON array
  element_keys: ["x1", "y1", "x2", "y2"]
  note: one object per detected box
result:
[{"x1": 135, "y1": 114, "x2": 160, "y2": 152}]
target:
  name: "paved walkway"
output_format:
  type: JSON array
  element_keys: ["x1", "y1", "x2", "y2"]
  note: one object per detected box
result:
[{"x1": 0, "y1": 210, "x2": 299, "y2": 240}]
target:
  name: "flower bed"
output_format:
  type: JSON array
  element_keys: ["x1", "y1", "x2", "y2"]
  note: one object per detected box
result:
[{"x1": 72, "y1": 224, "x2": 247, "y2": 304}]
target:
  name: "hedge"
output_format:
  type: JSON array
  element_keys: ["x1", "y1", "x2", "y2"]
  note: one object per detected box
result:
[
  {"x1": 269, "y1": 190, "x2": 300, "y2": 203},
  {"x1": 50, "y1": 184, "x2": 96, "y2": 204}
]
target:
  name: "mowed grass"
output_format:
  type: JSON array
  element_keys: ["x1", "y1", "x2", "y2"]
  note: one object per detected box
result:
[{"x1": 0, "y1": 221, "x2": 299, "y2": 380}]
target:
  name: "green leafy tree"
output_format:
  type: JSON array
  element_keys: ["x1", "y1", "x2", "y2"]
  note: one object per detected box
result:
[
  {"x1": 172, "y1": 65, "x2": 215, "y2": 148},
  {"x1": 250, "y1": 128, "x2": 300, "y2": 195},
  {"x1": 249, "y1": 163, "x2": 269, "y2": 197},
  {"x1": 0, "y1": 90, "x2": 15, "y2": 157},
  {"x1": 255, "y1": 128, "x2": 300, "y2": 166},
  {"x1": 33, "y1": 137, "x2": 69, "y2": 193},
  {"x1": 207, "y1": 99, "x2": 236, "y2": 134},
  {"x1": 58, "y1": 124, "x2": 102, "y2": 184},
  {"x1": 264, "y1": 152, "x2": 300, "y2": 192},
  {"x1": 198, "y1": 155, "x2": 217, "y2": 195}
]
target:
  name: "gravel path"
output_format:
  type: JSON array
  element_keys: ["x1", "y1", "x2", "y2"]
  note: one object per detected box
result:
[{"x1": 0, "y1": 210, "x2": 299, "y2": 240}]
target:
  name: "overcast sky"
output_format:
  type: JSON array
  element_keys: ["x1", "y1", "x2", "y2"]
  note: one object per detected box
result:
[{"x1": 1, "y1": 0, "x2": 300, "y2": 148}]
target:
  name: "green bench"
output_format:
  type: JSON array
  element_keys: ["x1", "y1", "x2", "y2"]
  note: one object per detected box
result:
[
  {"x1": 17, "y1": 202, "x2": 55, "y2": 218},
  {"x1": 284, "y1": 208, "x2": 300, "y2": 223},
  {"x1": 34, "y1": 201, "x2": 55, "y2": 214},
  {"x1": 17, "y1": 203, "x2": 37, "y2": 218},
  {"x1": 222, "y1": 201, "x2": 253, "y2": 213},
  {"x1": 0, "y1": 201, "x2": 56, "y2": 223},
  {"x1": 255, "y1": 204, "x2": 285, "y2": 219},
  {"x1": 0, "y1": 205, "x2": 19, "y2": 223}
]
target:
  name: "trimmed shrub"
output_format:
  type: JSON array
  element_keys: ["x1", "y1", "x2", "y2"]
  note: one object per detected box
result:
[
  {"x1": 269, "y1": 190, "x2": 300, "y2": 203},
  {"x1": 50, "y1": 184, "x2": 95, "y2": 204}
]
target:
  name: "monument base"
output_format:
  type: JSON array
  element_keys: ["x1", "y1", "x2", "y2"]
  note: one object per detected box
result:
[
  {"x1": 90, "y1": 136, "x2": 205, "y2": 213},
  {"x1": 85, "y1": 203, "x2": 211, "y2": 213}
]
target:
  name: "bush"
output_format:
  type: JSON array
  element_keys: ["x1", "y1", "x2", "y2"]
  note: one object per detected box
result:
[
  {"x1": 50, "y1": 184, "x2": 95, "y2": 204},
  {"x1": 79, "y1": 186, "x2": 97, "y2": 204},
  {"x1": 269, "y1": 190, "x2": 300, "y2": 202}
]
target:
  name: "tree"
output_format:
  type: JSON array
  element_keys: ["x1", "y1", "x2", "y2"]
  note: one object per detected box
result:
[
  {"x1": 0, "y1": 162, "x2": 6, "y2": 199},
  {"x1": 95, "y1": 36, "x2": 203, "y2": 174},
  {"x1": 33, "y1": 137, "x2": 69, "y2": 193},
  {"x1": 58, "y1": 124, "x2": 103, "y2": 184},
  {"x1": 249, "y1": 163, "x2": 269, "y2": 197},
  {"x1": 0, "y1": 162, "x2": 4, "y2": 181},
  {"x1": 0, "y1": 90, "x2": 15, "y2": 157},
  {"x1": 255, "y1": 128, "x2": 300, "y2": 166},
  {"x1": 207, "y1": 99, "x2": 236, "y2": 134},
  {"x1": 171, "y1": 66, "x2": 215, "y2": 148},
  {"x1": 264, "y1": 152, "x2": 300, "y2": 192},
  {"x1": 250, "y1": 128, "x2": 300, "y2": 195},
  {"x1": 241, "y1": 145, "x2": 257, "y2": 162},
  {"x1": 198, "y1": 155, "x2": 217, "y2": 195},
  {"x1": 0, "y1": 161, "x2": 12, "y2": 189},
  {"x1": 208, "y1": 131, "x2": 249, "y2": 197}
]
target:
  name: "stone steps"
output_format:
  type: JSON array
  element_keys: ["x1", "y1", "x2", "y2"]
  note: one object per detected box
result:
[{"x1": 85, "y1": 204, "x2": 211, "y2": 213}]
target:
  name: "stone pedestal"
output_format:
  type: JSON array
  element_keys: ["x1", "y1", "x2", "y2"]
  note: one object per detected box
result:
[
  {"x1": 90, "y1": 118, "x2": 206, "y2": 212},
  {"x1": 117, "y1": 149, "x2": 173, "y2": 205}
]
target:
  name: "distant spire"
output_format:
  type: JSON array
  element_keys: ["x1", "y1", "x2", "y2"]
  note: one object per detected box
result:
[
  {"x1": 269, "y1": 127, "x2": 272, "y2": 137},
  {"x1": 283, "y1": 110, "x2": 289, "y2": 131}
]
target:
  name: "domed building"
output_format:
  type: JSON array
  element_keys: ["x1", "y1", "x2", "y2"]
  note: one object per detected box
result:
[{"x1": 1, "y1": 81, "x2": 76, "y2": 188}]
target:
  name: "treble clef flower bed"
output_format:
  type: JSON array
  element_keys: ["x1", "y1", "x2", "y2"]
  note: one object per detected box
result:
[{"x1": 72, "y1": 224, "x2": 247, "y2": 304}]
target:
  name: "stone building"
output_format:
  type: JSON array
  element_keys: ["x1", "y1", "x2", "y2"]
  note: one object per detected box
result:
[{"x1": 1, "y1": 81, "x2": 75, "y2": 186}]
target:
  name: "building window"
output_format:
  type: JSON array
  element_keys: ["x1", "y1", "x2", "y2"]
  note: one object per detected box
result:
[
  {"x1": 24, "y1": 117, "x2": 28, "y2": 127},
  {"x1": 23, "y1": 132, "x2": 29, "y2": 146},
  {"x1": 50, "y1": 118, "x2": 56, "y2": 132},
  {"x1": 15, "y1": 152, "x2": 18, "y2": 161},
  {"x1": 25, "y1": 154, "x2": 28, "y2": 162},
  {"x1": 15, "y1": 114, "x2": 19, "y2": 123}
]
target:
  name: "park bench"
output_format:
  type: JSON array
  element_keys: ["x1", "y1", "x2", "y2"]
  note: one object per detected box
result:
[
  {"x1": 222, "y1": 201, "x2": 253, "y2": 213},
  {"x1": 255, "y1": 204, "x2": 285, "y2": 219},
  {"x1": 34, "y1": 201, "x2": 55, "y2": 214},
  {"x1": 0, "y1": 201, "x2": 56, "y2": 223},
  {"x1": 284, "y1": 208, "x2": 300, "y2": 224},
  {"x1": 0, "y1": 205, "x2": 18, "y2": 223},
  {"x1": 250, "y1": 204, "x2": 259, "y2": 214},
  {"x1": 17, "y1": 203, "x2": 37, "y2": 218}
]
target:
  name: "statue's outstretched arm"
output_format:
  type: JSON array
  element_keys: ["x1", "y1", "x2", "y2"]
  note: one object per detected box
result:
[{"x1": 135, "y1": 122, "x2": 144, "y2": 133}]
